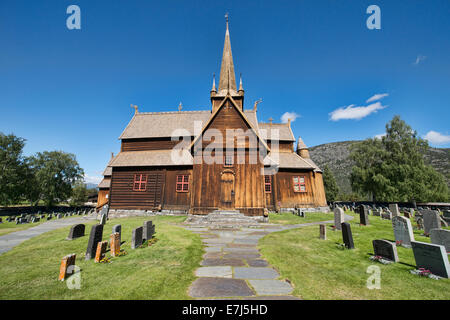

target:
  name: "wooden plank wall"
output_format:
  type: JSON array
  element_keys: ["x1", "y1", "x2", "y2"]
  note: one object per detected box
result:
[
  {"x1": 121, "y1": 138, "x2": 187, "y2": 152},
  {"x1": 163, "y1": 167, "x2": 192, "y2": 210},
  {"x1": 109, "y1": 167, "x2": 165, "y2": 210}
]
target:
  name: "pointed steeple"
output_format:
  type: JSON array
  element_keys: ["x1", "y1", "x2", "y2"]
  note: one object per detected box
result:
[
  {"x1": 218, "y1": 14, "x2": 237, "y2": 95},
  {"x1": 296, "y1": 137, "x2": 310, "y2": 159}
]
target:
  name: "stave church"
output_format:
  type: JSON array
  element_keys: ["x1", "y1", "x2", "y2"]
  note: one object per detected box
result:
[{"x1": 97, "y1": 18, "x2": 327, "y2": 216}]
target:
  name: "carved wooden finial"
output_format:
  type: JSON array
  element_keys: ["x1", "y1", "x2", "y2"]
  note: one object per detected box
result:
[
  {"x1": 178, "y1": 102, "x2": 183, "y2": 111},
  {"x1": 287, "y1": 118, "x2": 291, "y2": 127},
  {"x1": 253, "y1": 99, "x2": 262, "y2": 111},
  {"x1": 131, "y1": 104, "x2": 138, "y2": 114},
  {"x1": 268, "y1": 117, "x2": 273, "y2": 125},
  {"x1": 111, "y1": 152, "x2": 114, "y2": 160}
]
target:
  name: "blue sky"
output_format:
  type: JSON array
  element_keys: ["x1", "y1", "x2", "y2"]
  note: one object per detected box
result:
[{"x1": 1, "y1": 0, "x2": 449, "y2": 184}]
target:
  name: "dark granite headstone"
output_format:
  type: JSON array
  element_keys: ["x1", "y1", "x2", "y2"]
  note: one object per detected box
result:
[
  {"x1": 143, "y1": 221, "x2": 154, "y2": 241},
  {"x1": 131, "y1": 226, "x2": 143, "y2": 249},
  {"x1": 341, "y1": 222, "x2": 354, "y2": 249},
  {"x1": 67, "y1": 224, "x2": 85, "y2": 240},
  {"x1": 358, "y1": 205, "x2": 369, "y2": 226},
  {"x1": 85, "y1": 224, "x2": 104, "y2": 260},
  {"x1": 373, "y1": 239, "x2": 399, "y2": 262},
  {"x1": 411, "y1": 241, "x2": 450, "y2": 278}
]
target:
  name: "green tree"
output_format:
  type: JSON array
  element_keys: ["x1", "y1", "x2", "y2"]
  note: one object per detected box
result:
[
  {"x1": 27, "y1": 151, "x2": 84, "y2": 206},
  {"x1": 69, "y1": 182, "x2": 89, "y2": 206},
  {"x1": 322, "y1": 165, "x2": 340, "y2": 202},
  {"x1": 0, "y1": 133, "x2": 28, "y2": 206},
  {"x1": 350, "y1": 115, "x2": 449, "y2": 202}
]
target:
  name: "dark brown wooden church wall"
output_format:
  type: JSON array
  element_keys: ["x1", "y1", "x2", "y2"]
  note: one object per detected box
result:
[
  {"x1": 121, "y1": 138, "x2": 184, "y2": 152},
  {"x1": 266, "y1": 140, "x2": 294, "y2": 153},
  {"x1": 109, "y1": 167, "x2": 165, "y2": 210},
  {"x1": 273, "y1": 169, "x2": 316, "y2": 208},
  {"x1": 163, "y1": 167, "x2": 192, "y2": 210}
]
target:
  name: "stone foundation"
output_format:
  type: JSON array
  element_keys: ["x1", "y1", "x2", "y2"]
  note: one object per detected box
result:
[{"x1": 107, "y1": 209, "x2": 188, "y2": 219}]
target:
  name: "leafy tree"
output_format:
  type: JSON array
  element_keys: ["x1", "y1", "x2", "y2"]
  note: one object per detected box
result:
[
  {"x1": 0, "y1": 133, "x2": 28, "y2": 206},
  {"x1": 27, "y1": 151, "x2": 84, "y2": 206},
  {"x1": 350, "y1": 115, "x2": 449, "y2": 202},
  {"x1": 323, "y1": 165, "x2": 340, "y2": 202},
  {"x1": 70, "y1": 182, "x2": 89, "y2": 206}
]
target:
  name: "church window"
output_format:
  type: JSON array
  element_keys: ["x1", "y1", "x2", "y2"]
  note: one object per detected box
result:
[
  {"x1": 176, "y1": 175, "x2": 189, "y2": 192},
  {"x1": 264, "y1": 175, "x2": 272, "y2": 193},
  {"x1": 133, "y1": 174, "x2": 147, "y2": 191},
  {"x1": 292, "y1": 176, "x2": 306, "y2": 193}
]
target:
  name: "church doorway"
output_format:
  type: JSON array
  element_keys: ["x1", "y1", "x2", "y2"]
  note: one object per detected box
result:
[{"x1": 220, "y1": 170, "x2": 235, "y2": 210}]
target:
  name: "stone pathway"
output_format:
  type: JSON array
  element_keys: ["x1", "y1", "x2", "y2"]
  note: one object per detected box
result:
[
  {"x1": 0, "y1": 216, "x2": 96, "y2": 255},
  {"x1": 184, "y1": 215, "x2": 353, "y2": 300}
]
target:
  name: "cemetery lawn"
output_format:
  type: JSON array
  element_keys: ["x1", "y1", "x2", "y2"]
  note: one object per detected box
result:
[
  {"x1": 259, "y1": 211, "x2": 450, "y2": 300},
  {"x1": 0, "y1": 216, "x2": 203, "y2": 299},
  {"x1": 268, "y1": 212, "x2": 334, "y2": 225}
]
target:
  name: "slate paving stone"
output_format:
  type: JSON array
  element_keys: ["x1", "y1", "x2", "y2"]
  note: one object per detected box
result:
[
  {"x1": 200, "y1": 234, "x2": 219, "y2": 239},
  {"x1": 249, "y1": 280, "x2": 293, "y2": 295},
  {"x1": 234, "y1": 267, "x2": 279, "y2": 280},
  {"x1": 203, "y1": 252, "x2": 224, "y2": 259},
  {"x1": 203, "y1": 238, "x2": 234, "y2": 244},
  {"x1": 247, "y1": 259, "x2": 269, "y2": 267},
  {"x1": 195, "y1": 266, "x2": 233, "y2": 278},
  {"x1": 201, "y1": 258, "x2": 246, "y2": 267},
  {"x1": 223, "y1": 247, "x2": 259, "y2": 253},
  {"x1": 248, "y1": 231, "x2": 270, "y2": 236},
  {"x1": 234, "y1": 239, "x2": 259, "y2": 245},
  {"x1": 226, "y1": 243, "x2": 257, "y2": 248},
  {"x1": 224, "y1": 253, "x2": 261, "y2": 260},
  {"x1": 204, "y1": 246, "x2": 223, "y2": 253},
  {"x1": 189, "y1": 278, "x2": 255, "y2": 298}
]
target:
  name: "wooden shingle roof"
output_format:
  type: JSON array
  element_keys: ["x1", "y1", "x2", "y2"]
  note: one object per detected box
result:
[
  {"x1": 109, "y1": 149, "x2": 193, "y2": 167},
  {"x1": 258, "y1": 123, "x2": 295, "y2": 141}
]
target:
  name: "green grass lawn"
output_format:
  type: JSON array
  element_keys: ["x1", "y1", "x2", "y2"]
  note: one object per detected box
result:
[
  {"x1": 268, "y1": 211, "x2": 334, "y2": 225},
  {"x1": 260, "y1": 211, "x2": 450, "y2": 300},
  {"x1": 0, "y1": 215, "x2": 203, "y2": 300}
]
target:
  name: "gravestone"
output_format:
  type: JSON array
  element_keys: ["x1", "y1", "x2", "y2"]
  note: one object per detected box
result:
[
  {"x1": 403, "y1": 211, "x2": 411, "y2": 219},
  {"x1": 334, "y1": 207, "x2": 345, "y2": 230},
  {"x1": 95, "y1": 241, "x2": 108, "y2": 263},
  {"x1": 411, "y1": 241, "x2": 450, "y2": 278},
  {"x1": 358, "y1": 205, "x2": 369, "y2": 226},
  {"x1": 373, "y1": 209, "x2": 381, "y2": 217},
  {"x1": 392, "y1": 216, "x2": 415, "y2": 248},
  {"x1": 47, "y1": 215, "x2": 52, "y2": 221},
  {"x1": 85, "y1": 224, "x2": 104, "y2": 260},
  {"x1": 373, "y1": 240, "x2": 399, "y2": 262},
  {"x1": 319, "y1": 224, "x2": 326, "y2": 240},
  {"x1": 131, "y1": 226, "x2": 143, "y2": 249},
  {"x1": 110, "y1": 233, "x2": 120, "y2": 257},
  {"x1": 99, "y1": 205, "x2": 109, "y2": 219},
  {"x1": 99, "y1": 213, "x2": 107, "y2": 225},
  {"x1": 143, "y1": 221, "x2": 155, "y2": 241},
  {"x1": 112, "y1": 224, "x2": 122, "y2": 244},
  {"x1": 0, "y1": 217, "x2": 3, "y2": 223},
  {"x1": 430, "y1": 229, "x2": 450, "y2": 253},
  {"x1": 67, "y1": 224, "x2": 85, "y2": 240},
  {"x1": 389, "y1": 204, "x2": 400, "y2": 217},
  {"x1": 382, "y1": 212, "x2": 392, "y2": 220},
  {"x1": 341, "y1": 222, "x2": 354, "y2": 249},
  {"x1": 57, "y1": 213, "x2": 62, "y2": 219},
  {"x1": 421, "y1": 210, "x2": 441, "y2": 236},
  {"x1": 58, "y1": 254, "x2": 76, "y2": 281}
]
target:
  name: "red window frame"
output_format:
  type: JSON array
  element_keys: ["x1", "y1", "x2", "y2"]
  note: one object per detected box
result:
[
  {"x1": 176, "y1": 175, "x2": 189, "y2": 192},
  {"x1": 133, "y1": 174, "x2": 147, "y2": 192},
  {"x1": 292, "y1": 176, "x2": 307, "y2": 193},
  {"x1": 264, "y1": 175, "x2": 272, "y2": 193}
]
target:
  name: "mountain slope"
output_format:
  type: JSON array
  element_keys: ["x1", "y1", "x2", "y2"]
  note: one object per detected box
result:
[{"x1": 309, "y1": 141, "x2": 450, "y2": 194}]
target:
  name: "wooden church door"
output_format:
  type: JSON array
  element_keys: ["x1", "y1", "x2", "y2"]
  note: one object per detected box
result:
[{"x1": 220, "y1": 171, "x2": 235, "y2": 209}]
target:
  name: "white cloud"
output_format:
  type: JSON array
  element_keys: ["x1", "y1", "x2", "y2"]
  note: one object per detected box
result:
[
  {"x1": 281, "y1": 112, "x2": 300, "y2": 124},
  {"x1": 329, "y1": 102, "x2": 387, "y2": 121},
  {"x1": 84, "y1": 174, "x2": 102, "y2": 185},
  {"x1": 413, "y1": 55, "x2": 426, "y2": 65},
  {"x1": 424, "y1": 131, "x2": 450, "y2": 145},
  {"x1": 374, "y1": 133, "x2": 386, "y2": 140},
  {"x1": 366, "y1": 93, "x2": 389, "y2": 103}
]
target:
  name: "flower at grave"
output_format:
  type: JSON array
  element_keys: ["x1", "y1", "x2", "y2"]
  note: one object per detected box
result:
[
  {"x1": 99, "y1": 257, "x2": 111, "y2": 263},
  {"x1": 395, "y1": 240, "x2": 403, "y2": 246},
  {"x1": 116, "y1": 250, "x2": 128, "y2": 257},
  {"x1": 418, "y1": 268, "x2": 431, "y2": 276}
]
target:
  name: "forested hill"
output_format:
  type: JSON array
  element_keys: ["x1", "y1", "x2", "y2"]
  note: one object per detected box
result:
[{"x1": 309, "y1": 141, "x2": 450, "y2": 194}]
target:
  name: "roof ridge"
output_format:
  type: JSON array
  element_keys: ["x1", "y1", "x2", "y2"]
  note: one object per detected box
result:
[{"x1": 137, "y1": 110, "x2": 210, "y2": 115}]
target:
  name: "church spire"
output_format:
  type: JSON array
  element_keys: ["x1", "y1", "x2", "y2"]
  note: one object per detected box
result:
[{"x1": 218, "y1": 13, "x2": 237, "y2": 94}]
